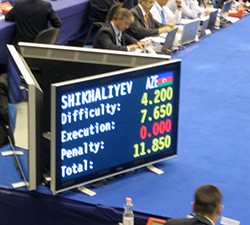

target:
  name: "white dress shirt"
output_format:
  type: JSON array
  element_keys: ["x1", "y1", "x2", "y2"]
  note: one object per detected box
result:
[
  {"x1": 150, "y1": 1, "x2": 182, "y2": 23},
  {"x1": 167, "y1": 0, "x2": 195, "y2": 19},
  {"x1": 111, "y1": 22, "x2": 122, "y2": 46}
]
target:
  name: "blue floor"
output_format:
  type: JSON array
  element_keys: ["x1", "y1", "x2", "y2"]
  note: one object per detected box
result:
[{"x1": 67, "y1": 15, "x2": 250, "y2": 224}]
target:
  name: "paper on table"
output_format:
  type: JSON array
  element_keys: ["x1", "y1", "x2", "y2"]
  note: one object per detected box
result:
[{"x1": 220, "y1": 216, "x2": 240, "y2": 225}]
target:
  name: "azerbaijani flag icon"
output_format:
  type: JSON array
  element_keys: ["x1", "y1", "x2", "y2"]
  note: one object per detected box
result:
[{"x1": 157, "y1": 72, "x2": 173, "y2": 87}]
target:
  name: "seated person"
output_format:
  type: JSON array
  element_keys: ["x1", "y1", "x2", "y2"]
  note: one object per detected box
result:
[
  {"x1": 88, "y1": 0, "x2": 138, "y2": 23},
  {"x1": 126, "y1": 0, "x2": 176, "y2": 40},
  {"x1": 88, "y1": 0, "x2": 120, "y2": 23},
  {"x1": 5, "y1": 0, "x2": 62, "y2": 45},
  {"x1": 167, "y1": 0, "x2": 209, "y2": 19},
  {"x1": 123, "y1": 0, "x2": 139, "y2": 9},
  {"x1": 93, "y1": 8, "x2": 144, "y2": 51},
  {"x1": 189, "y1": 0, "x2": 209, "y2": 18},
  {"x1": 150, "y1": 0, "x2": 182, "y2": 24},
  {"x1": 0, "y1": 73, "x2": 14, "y2": 147},
  {"x1": 165, "y1": 184, "x2": 223, "y2": 225}
]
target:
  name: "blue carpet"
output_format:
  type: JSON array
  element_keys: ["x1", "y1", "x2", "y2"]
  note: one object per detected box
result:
[
  {"x1": 1, "y1": 16, "x2": 250, "y2": 225},
  {"x1": 64, "y1": 16, "x2": 250, "y2": 225},
  {"x1": 82, "y1": 16, "x2": 250, "y2": 224}
]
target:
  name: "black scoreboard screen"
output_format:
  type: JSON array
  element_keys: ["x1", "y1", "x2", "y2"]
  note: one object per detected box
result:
[{"x1": 50, "y1": 60, "x2": 181, "y2": 194}]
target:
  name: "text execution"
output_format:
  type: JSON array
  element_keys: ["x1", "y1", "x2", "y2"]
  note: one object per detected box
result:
[
  {"x1": 61, "y1": 103, "x2": 121, "y2": 125},
  {"x1": 61, "y1": 121, "x2": 115, "y2": 143},
  {"x1": 61, "y1": 81, "x2": 133, "y2": 109}
]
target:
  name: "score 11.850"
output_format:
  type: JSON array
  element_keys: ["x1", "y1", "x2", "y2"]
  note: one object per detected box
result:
[{"x1": 133, "y1": 135, "x2": 171, "y2": 158}]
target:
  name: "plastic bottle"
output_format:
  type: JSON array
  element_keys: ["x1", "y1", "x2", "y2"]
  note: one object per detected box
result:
[
  {"x1": 123, "y1": 197, "x2": 134, "y2": 225},
  {"x1": 214, "y1": 11, "x2": 221, "y2": 29}
]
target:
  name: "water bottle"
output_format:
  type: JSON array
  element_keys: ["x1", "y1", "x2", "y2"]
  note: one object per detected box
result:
[
  {"x1": 123, "y1": 197, "x2": 134, "y2": 225},
  {"x1": 214, "y1": 10, "x2": 221, "y2": 29}
]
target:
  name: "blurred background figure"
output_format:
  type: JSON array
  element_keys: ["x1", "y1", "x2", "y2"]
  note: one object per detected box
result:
[
  {"x1": 123, "y1": 0, "x2": 139, "y2": 9},
  {"x1": 126, "y1": 0, "x2": 176, "y2": 40},
  {"x1": 0, "y1": 73, "x2": 15, "y2": 148},
  {"x1": 5, "y1": 0, "x2": 62, "y2": 45},
  {"x1": 150, "y1": 0, "x2": 182, "y2": 24},
  {"x1": 88, "y1": 0, "x2": 120, "y2": 23},
  {"x1": 165, "y1": 184, "x2": 223, "y2": 225},
  {"x1": 167, "y1": 0, "x2": 209, "y2": 19}
]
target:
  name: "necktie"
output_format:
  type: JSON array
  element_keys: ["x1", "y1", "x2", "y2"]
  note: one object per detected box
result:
[
  {"x1": 161, "y1": 10, "x2": 166, "y2": 24},
  {"x1": 116, "y1": 32, "x2": 121, "y2": 46},
  {"x1": 145, "y1": 12, "x2": 149, "y2": 29}
]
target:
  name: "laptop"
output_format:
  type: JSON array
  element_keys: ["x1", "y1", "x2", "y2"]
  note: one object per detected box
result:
[
  {"x1": 220, "y1": 0, "x2": 233, "y2": 26},
  {"x1": 161, "y1": 27, "x2": 178, "y2": 54},
  {"x1": 198, "y1": 16, "x2": 210, "y2": 37},
  {"x1": 220, "y1": 0, "x2": 233, "y2": 17},
  {"x1": 179, "y1": 19, "x2": 200, "y2": 46},
  {"x1": 208, "y1": 9, "x2": 218, "y2": 30},
  {"x1": 151, "y1": 27, "x2": 178, "y2": 55}
]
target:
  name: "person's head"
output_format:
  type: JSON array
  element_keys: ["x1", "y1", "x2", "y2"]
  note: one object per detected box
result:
[
  {"x1": 155, "y1": 0, "x2": 169, "y2": 7},
  {"x1": 192, "y1": 184, "x2": 223, "y2": 223},
  {"x1": 139, "y1": 0, "x2": 155, "y2": 12},
  {"x1": 112, "y1": 8, "x2": 134, "y2": 31}
]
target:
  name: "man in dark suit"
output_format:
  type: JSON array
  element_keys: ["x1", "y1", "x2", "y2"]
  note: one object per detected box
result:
[
  {"x1": 89, "y1": 0, "x2": 138, "y2": 24},
  {"x1": 126, "y1": 0, "x2": 176, "y2": 40},
  {"x1": 88, "y1": 0, "x2": 119, "y2": 23},
  {"x1": 5, "y1": 0, "x2": 62, "y2": 44},
  {"x1": 166, "y1": 184, "x2": 223, "y2": 225},
  {"x1": 123, "y1": 0, "x2": 139, "y2": 9},
  {"x1": 0, "y1": 73, "x2": 14, "y2": 147},
  {"x1": 93, "y1": 8, "x2": 143, "y2": 52}
]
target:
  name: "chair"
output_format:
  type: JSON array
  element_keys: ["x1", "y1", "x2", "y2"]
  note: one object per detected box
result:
[
  {"x1": 34, "y1": 27, "x2": 60, "y2": 44},
  {"x1": 83, "y1": 3, "x2": 123, "y2": 46}
]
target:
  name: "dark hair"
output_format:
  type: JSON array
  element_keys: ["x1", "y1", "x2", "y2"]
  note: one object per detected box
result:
[{"x1": 193, "y1": 184, "x2": 222, "y2": 215}]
